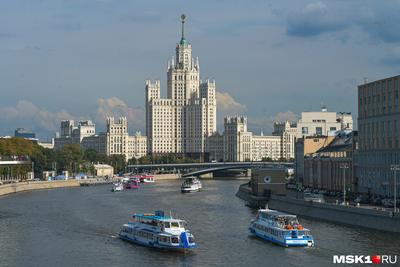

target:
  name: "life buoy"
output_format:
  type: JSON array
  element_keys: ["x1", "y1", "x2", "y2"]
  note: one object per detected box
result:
[{"x1": 297, "y1": 225, "x2": 304, "y2": 230}]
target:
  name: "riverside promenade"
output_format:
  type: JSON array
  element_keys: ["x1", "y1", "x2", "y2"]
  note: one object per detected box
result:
[
  {"x1": 268, "y1": 194, "x2": 400, "y2": 233},
  {"x1": 0, "y1": 173, "x2": 181, "y2": 197},
  {"x1": 0, "y1": 180, "x2": 81, "y2": 197}
]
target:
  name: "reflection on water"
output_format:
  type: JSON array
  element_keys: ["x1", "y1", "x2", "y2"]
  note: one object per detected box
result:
[{"x1": 0, "y1": 180, "x2": 399, "y2": 267}]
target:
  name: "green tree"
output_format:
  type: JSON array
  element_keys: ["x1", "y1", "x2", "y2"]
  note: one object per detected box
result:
[
  {"x1": 57, "y1": 144, "x2": 84, "y2": 174},
  {"x1": 108, "y1": 154, "x2": 126, "y2": 174},
  {"x1": 138, "y1": 155, "x2": 152, "y2": 164}
]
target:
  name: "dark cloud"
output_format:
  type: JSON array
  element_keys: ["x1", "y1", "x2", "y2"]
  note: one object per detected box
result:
[
  {"x1": 286, "y1": 2, "x2": 347, "y2": 37},
  {"x1": 286, "y1": 1, "x2": 400, "y2": 44},
  {"x1": 381, "y1": 47, "x2": 400, "y2": 67},
  {"x1": 0, "y1": 33, "x2": 16, "y2": 39}
]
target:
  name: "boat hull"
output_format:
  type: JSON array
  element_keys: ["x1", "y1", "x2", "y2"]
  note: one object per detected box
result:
[
  {"x1": 249, "y1": 227, "x2": 314, "y2": 247},
  {"x1": 119, "y1": 234, "x2": 195, "y2": 252},
  {"x1": 181, "y1": 187, "x2": 201, "y2": 193}
]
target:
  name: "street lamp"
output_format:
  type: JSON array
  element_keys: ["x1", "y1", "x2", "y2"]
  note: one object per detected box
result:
[
  {"x1": 390, "y1": 164, "x2": 400, "y2": 213},
  {"x1": 340, "y1": 163, "x2": 349, "y2": 205}
]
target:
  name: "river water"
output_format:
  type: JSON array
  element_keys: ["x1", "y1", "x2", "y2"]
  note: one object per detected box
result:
[{"x1": 0, "y1": 180, "x2": 399, "y2": 267}]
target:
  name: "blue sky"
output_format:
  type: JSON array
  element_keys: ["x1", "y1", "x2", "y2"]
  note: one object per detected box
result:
[{"x1": 1, "y1": 0, "x2": 399, "y2": 139}]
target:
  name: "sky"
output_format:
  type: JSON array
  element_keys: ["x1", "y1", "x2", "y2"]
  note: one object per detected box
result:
[{"x1": 1, "y1": 0, "x2": 400, "y2": 140}]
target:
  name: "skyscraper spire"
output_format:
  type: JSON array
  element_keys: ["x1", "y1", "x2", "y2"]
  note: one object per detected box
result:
[
  {"x1": 179, "y1": 14, "x2": 189, "y2": 45},
  {"x1": 181, "y1": 14, "x2": 186, "y2": 41}
]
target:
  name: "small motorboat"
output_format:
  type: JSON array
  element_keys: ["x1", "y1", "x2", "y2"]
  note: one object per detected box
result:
[
  {"x1": 140, "y1": 175, "x2": 155, "y2": 183},
  {"x1": 125, "y1": 178, "x2": 140, "y2": 189},
  {"x1": 112, "y1": 182, "x2": 124, "y2": 192},
  {"x1": 181, "y1": 176, "x2": 202, "y2": 193}
]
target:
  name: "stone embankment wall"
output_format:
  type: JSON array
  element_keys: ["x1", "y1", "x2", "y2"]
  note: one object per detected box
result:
[
  {"x1": 0, "y1": 180, "x2": 80, "y2": 197},
  {"x1": 269, "y1": 195, "x2": 400, "y2": 233},
  {"x1": 155, "y1": 173, "x2": 181, "y2": 180}
]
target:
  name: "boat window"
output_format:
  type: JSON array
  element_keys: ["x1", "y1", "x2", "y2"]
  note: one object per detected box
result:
[
  {"x1": 164, "y1": 222, "x2": 170, "y2": 228},
  {"x1": 188, "y1": 236, "x2": 195, "y2": 243},
  {"x1": 171, "y1": 222, "x2": 180, "y2": 228},
  {"x1": 171, "y1": 237, "x2": 179, "y2": 243}
]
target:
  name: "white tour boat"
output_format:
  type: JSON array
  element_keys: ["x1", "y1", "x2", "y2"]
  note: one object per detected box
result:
[
  {"x1": 112, "y1": 182, "x2": 124, "y2": 192},
  {"x1": 119, "y1": 210, "x2": 196, "y2": 252},
  {"x1": 181, "y1": 177, "x2": 202, "y2": 193},
  {"x1": 249, "y1": 208, "x2": 314, "y2": 247},
  {"x1": 140, "y1": 175, "x2": 155, "y2": 183}
]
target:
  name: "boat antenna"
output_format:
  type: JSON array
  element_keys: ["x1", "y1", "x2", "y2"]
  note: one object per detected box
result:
[
  {"x1": 265, "y1": 203, "x2": 269, "y2": 209},
  {"x1": 170, "y1": 210, "x2": 172, "y2": 219}
]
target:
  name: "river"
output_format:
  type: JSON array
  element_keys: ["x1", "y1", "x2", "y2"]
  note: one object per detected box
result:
[{"x1": 0, "y1": 180, "x2": 399, "y2": 267}]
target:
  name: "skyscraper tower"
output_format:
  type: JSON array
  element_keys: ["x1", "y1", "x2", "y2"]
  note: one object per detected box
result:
[{"x1": 145, "y1": 15, "x2": 217, "y2": 159}]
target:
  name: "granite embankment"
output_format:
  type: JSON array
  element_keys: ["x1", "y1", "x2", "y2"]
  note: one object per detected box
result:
[
  {"x1": 0, "y1": 174, "x2": 181, "y2": 197},
  {"x1": 0, "y1": 180, "x2": 81, "y2": 197},
  {"x1": 268, "y1": 194, "x2": 400, "y2": 233},
  {"x1": 236, "y1": 183, "x2": 400, "y2": 232}
]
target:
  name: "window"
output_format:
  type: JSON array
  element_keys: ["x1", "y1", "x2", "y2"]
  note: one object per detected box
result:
[
  {"x1": 302, "y1": 127, "x2": 308, "y2": 135},
  {"x1": 170, "y1": 222, "x2": 179, "y2": 228},
  {"x1": 330, "y1": 127, "x2": 337, "y2": 131},
  {"x1": 316, "y1": 127, "x2": 323, "y2": 136}
]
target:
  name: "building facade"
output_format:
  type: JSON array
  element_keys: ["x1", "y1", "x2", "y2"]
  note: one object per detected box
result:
[
  {"x1": 295, "y1": 135, "x2": 336, "y2": 184},
  {"x1": 303, "y1": 131, "x2": 358, "y2": 192},
  {"x1": 358, "y1": 75, "x2": 400, "y2": 197},
  {"x1": 55, "y1": 120, "x2": 96, "y2": 150},
  {"x1": 273, "y1": 121, "x2": 297, "y2": 160},
  {"x1": 128, "y1": 132, "x2": 147, "y2": 160},
  {"x1": 14, "y1": 128, "x2": 35, "y2": 139},
  {"x1": 223, "y1": 116, "x2": 252, "y2": 162},
  {"x1": 296, "y1": 107, "x2": 353, "y2": 138},
  {"x1": 146, "y1": 15, "x2": 216, "y2": 159},
  {"x1": 106, "y1": 117, "x2": 147, "y2": 161},
  {"x1": 206, "y1": 132, "x2": 224, "y2": 162},
  {"x1": 81, "y1": 133, "x2": 107, "y2": 154},
  {"x1": 251, "y1": 134, "x2": 281, "y2": 161},
  {"x1": 220, "y1": 116, "x2": 282, "y2": 162}
]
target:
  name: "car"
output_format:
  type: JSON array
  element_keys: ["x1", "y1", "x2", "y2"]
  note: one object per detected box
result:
[{"x1": 382, "y1": 199, "x2": 394, "y2": 208}]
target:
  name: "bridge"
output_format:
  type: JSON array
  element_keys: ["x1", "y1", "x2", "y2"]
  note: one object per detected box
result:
[{"x1": 128, "y1": 161, "x2": 294, "y2": 178}]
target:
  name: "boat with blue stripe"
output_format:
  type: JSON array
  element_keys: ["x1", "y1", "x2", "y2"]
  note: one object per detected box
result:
[
  {"x1": 119, "y1": 210, "x2": 196, "y2": 252},
  {"x1": 249, "y1": 208, "x2": 314, "y2": 247}
]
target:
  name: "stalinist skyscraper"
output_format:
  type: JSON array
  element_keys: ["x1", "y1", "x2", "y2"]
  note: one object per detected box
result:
[{"x1": 145, "y1": 15, "x2": 217, "y2": 159}]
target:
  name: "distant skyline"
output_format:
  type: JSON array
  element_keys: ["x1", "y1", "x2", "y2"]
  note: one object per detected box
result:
[{"x1": 1, "y1": 0, "x2": 400, "y2": 139}]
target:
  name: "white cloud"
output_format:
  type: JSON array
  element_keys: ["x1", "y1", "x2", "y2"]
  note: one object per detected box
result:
[
  {"x1": 0, "y1": 100, "x2": 85, "y2": 137},
  {"x1": 216, "y1": 91, "x2": 247, "y2": 115},
  {"x1": 95, "y1": 97, "x2": 145, "y2": 133}
]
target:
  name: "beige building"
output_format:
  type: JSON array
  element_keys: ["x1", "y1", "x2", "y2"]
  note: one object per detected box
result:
[
  {"x1": 128, "y1": 132, "x2": 147, "y2": 160},
  {"x1": 146, "y1": 15, "x2": 216, "y2": 159},
  {"x1": 297, "y1": 107, "x2": 353, "y2": 138},
  {"x1": 55, "y1": 120, "x2": 96, "y2": 150},
  {"x1": 358, "y1": 75, "x2": 400, "y2": 197},
  {"x1": 223, "y1": 116, "x2": 252, "y2": 162},
  {"x1": 303, "y1": 131, "x2": 357, "y2": 192},
  {"x1": 295, "y1": 135, "x2": 335, "y2": 184},
  {"x1": 221, "y1": 116, "x2": 282, "y2": 162},
  {"x1": 106, "y1": 117, "x2": 147, "y2": 161},
  {"x1": 93, "y1": 164, "x2": 114, "y2": 177},
  {"x1": 273, "y1": 121, "x2": 297, "y2": 160},
  {"x1": 251, "y1": 134, "x2": 281, "y2": 161}
]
